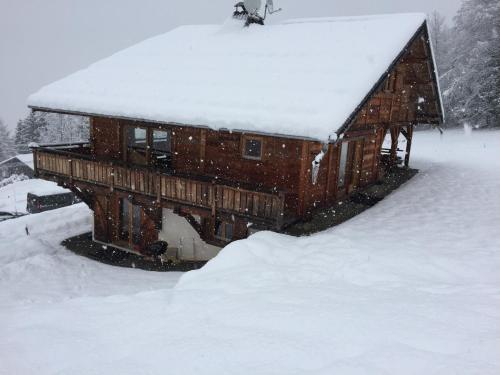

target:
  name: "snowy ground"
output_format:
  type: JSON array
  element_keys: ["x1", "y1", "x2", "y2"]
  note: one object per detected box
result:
[{"x1": 1, "y1": 129, "x2": 499, "y2": 374}]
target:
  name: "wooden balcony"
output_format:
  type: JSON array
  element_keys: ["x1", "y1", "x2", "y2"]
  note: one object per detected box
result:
[{"x1": 33, "y1": 144, "x2": 286, "y2": 228}]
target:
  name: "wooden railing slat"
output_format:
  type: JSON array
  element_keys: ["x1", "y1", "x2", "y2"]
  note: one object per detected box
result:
[{"x1": 34, "y1": 150, "x2": 286, "y2": 225}]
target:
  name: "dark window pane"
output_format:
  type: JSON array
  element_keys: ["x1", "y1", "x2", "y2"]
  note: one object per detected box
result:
[
  {"x1": 215, "y1": 220, "x2": 233, "y2": 241},
  {"x1": 127, "y1": 127, "x2": 147, "y2": 149},
  {"x1": 244, "y1": 139, "x2": 262, "y2": 159},
  {"x1": 152, "y1": 130, "x2": 171, "y2": 152},
  {"x1": 225, "y1": 223, "x2": 234, "y2": 240},
  {"x1": 132, "y1": 204, "x2": 141, "y2": 245},
  {"x1": 215, "y1": 220, "x2": 223, "y2": 238},
  {"x1": 338, "y1": 142, "x2": 349, "y2": 188},
  {"x1": 119, "y1": 198, "x2": 129, "y2": 241}
]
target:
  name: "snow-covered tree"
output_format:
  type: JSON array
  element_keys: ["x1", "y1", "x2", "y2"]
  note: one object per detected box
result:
[
  {"x1": 428, "y1": 11, "x2": 454, "y2": 127},
  {"x1": 0, "y1": 119, "x2": 15, "y2": 162},
  {"x1": 38, "y1": 113, "x2": 90, "y2": 144},
  {"x1": 14, "y1": 112, "x2": 46, "y2": 153},
  {"x1": 441, "y1": 0, "x2": 500, "y2": 128},
  {"x1": 14, "y1": 112, "x2": 89, "y2": 152}
]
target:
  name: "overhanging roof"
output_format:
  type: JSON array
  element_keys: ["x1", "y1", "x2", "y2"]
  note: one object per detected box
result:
[{"x1": 28, "y1": 13, "x2": 433, "y2": 141}]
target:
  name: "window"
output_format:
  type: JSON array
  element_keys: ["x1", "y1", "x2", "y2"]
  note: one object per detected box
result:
[
  {"x1": 127, "y1": 127, "x2": 147, "y2": 150},
  {"x1": 132, "y1": 204, "x2": 142, "y2": 245},
  {"x1": 119, "y1": 198, "x2": 130, "y2": 241},
  {"x1": 215, "y1": 220, "x2": 234, "y2": 241},
  {"x1": 242, "y1": 136, "x2": 263, "y2": 160},
  {"x1": 338, "y1": 142, "x2": 349, "y2": 188},
  {"x1": 152, "y1": 130, "x2": 171, "y2": 153},
  {"x1": 384, "y1": 71, "x2": 397, "y2": 92},
  {"x1": 150, "y1": 129, "x2": 172, "y2": 168}
]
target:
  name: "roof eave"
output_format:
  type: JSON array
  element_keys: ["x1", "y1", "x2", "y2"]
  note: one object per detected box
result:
[{"x1": 28, "y1": 105, "x2": 324, "y2": 143}]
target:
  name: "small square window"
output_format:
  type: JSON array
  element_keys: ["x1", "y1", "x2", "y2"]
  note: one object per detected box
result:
[
  {"x1": 243, "y1": 137, "x2": 262, "y2": 160},
  {"x1": 225, "y1": 223, "x2": 234, "y2": 241},
  {"x1": 152, "y1": 130, "x2": 171, "y2": 152},
  {"x1": 215, "y1": 220, "x2": 234, "y2": 241},
  {"x1": 127, "y1": 127, "x2": 147, "y2": 149}
]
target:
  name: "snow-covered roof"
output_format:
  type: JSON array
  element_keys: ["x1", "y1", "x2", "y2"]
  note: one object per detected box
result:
[
  {"x1": 28, "y1": 13, "x2": 428, "y2": 141},
  {"x1": 0, "y1": 154, "x2": 34, "y2": 170}
]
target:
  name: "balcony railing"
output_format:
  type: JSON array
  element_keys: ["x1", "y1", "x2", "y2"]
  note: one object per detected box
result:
[{"x1": 32, "y1": 144, "x2": 286, "y2": 228}]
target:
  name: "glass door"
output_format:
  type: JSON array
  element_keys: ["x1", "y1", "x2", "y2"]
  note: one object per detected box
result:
[{"x1": 118, "y1": 197, "x2": 143, "y2": 248}]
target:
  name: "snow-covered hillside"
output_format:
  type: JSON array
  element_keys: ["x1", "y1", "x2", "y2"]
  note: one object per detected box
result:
[{"x1": 1, "y1": 129, "x2": 499, "y2": 374}]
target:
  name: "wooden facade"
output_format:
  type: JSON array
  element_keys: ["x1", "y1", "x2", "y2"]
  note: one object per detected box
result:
[{"x1": 32, "y1": 25, "x2": 442, "y2": 258}]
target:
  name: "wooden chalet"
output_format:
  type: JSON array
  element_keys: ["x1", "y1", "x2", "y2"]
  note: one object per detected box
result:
[{"x1": 27, "y1": 14, "x2": 443, "y2": 260}]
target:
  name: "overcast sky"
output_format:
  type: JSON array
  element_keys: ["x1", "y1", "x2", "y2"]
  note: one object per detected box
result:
[{"x1": 0, "y1": 0, "x2": 462, "y2": 131}]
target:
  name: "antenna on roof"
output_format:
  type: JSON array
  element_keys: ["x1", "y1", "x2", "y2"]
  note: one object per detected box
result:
[{"x1": 233, "y1": 0, "x2": 282, "y2": 27}]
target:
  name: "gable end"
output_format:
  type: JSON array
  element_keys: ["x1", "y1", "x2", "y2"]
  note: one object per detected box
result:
[{"x1": 337, "y1": 21, "x2": 444, "y2": 138}]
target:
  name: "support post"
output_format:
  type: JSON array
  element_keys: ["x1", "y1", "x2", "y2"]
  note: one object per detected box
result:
[
  {"x1": 69, "y1": 159, "x2": 73, "y2": 183},
  {"x1": 109, "y1": 166, "x2": 114, "y2": 192},
  {"x1": 156, "y1": 173, "x2": 161, "y2": 203},
  {"x1": 33, "y1": 149, "x2": 39, "y2": 177},
  {"x1": 211, "y1": 183, "x2": 217, "y2": 218},
  {"x1": 276, "y1": 192, "x2": 285, "y2": 230},
  {"x1": 404, "y1": 124, "x2": 414, "y2": 168},
  {"x1": 389, "y1": 127, "x2": 400, "y2": 166}
]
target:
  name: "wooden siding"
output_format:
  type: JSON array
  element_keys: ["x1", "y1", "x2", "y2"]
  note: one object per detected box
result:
[
  {"x1": 90, "y1": 119, "x2": 305, "y2": 215},
  {"x1": 91, "y1": 117, "x2": 122, "y2": 160}
]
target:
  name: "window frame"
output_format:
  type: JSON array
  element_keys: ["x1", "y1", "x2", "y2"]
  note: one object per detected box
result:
[
  {"x1": 151, "y1": 129, "x2": 172, "y2": 153},
  {"x1": 126, "y1": 126, "x2": 148, "y2": 151},
  {"x1": 384, "y1": 71, "x2": 397, "y2": 92},
  {"x1": 123, "y1": 124, "x2": 173, "y2": 167},
  {"x1": 215, "y1": 220, "x2": 235, "y2": 242},
  {"x1": 337, "y1": 141, "x2": 350, "y2": 189},
  {"x1": 241, "y1": 135, "x2": 264, "y2": 161}
]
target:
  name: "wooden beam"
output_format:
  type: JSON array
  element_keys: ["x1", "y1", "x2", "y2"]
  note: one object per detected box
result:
[
  {"x1": 390, "y1": 127, "x2": 400, "y2": 166},
  {"x1": 400, "y1": 127, "x2": 409, "y2": 140},
  {"x1": 404, "y1": 124, "x2": 414, "y2": 167}
]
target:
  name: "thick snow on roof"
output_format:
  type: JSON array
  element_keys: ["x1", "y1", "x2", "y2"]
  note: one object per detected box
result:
[
  {"x1": 28, "y1": 13, "x2": 427, "y2": 140},
  {"x1": 0, "y1": 154, "x2": 34, "y2": 170},
  {"x1": 15, "y1": 154, "x2": 35, "y2": 169}
]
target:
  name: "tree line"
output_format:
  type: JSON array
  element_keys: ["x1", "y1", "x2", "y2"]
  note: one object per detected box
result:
[
  {"x1": 430, "y1": 0, "x2": 499, "y2": 128},
  {"x1": 0, "y1": 113, "x2": 89, "y2": 162}
]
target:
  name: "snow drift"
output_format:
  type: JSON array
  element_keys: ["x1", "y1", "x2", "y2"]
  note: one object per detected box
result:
[{"x1": 1, "y1": 130, "x2": 499, "y2": 374}]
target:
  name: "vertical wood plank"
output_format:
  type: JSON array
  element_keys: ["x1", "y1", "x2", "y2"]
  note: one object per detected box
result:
[{"x1": 297, "y1": 141, "x2": 309, "y2": 217}]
